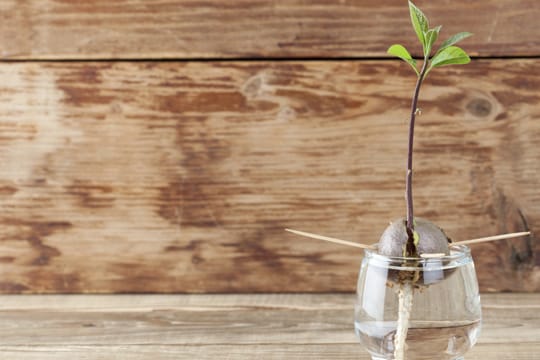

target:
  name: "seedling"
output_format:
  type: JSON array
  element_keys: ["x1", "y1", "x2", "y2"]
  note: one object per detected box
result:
[
  {"x1": 381, "y1": 1, "x2": 472, "y2": 258},
  {"x1": 381, "y1": 5, "x2": 474, "y2": 354},
  {"x1": 287, "y1": 1, "x2": 528, "y2": 261},
  {"x1": 286, "y1": 2, "x2": 532, "y2": 359},
  {"x1": 382, "y1": 8, "x2": 474, "y2": 355}
]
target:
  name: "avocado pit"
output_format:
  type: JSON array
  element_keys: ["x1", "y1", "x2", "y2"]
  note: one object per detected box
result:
[{"x1": 378, "y1": 217, "x2": 451, "y2": 258}]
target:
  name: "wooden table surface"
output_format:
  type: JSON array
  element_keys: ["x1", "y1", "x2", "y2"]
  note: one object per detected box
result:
[{"x1": 0, "y1": 293, "x2": 536, "y2": 359}]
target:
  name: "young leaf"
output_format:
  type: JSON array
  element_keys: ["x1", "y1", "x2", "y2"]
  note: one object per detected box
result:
[
  {"x1": 424, "y1": 25, "x2": 442, "y2": 56},
  {"x1": 408, "y1": 1, "x2": 429, "y2": 48},
  {"x1": 438, "y1": 32, "x2": 473, "y2": 53},
  {"x1": 387, "y1": 44, "x2": 419, "y2": 75},
  {"x1": 429, "y1": 46, "x2": 470, "y2": 72},
  {"x1": 431, "y1": 46, "x2": 470, "y2": 67}
]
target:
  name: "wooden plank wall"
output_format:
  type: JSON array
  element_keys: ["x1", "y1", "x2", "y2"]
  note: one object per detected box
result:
[{"x1": 0, "y1": 0, "x2": 538, "y2": 293}]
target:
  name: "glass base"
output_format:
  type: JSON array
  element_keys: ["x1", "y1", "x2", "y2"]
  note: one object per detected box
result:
[
  {"x1": 371, "y1": 358, "x2": 464, "y2": 360},
  {"x1": 357, "y1": 245, "x2": 481, "y2": 360}
]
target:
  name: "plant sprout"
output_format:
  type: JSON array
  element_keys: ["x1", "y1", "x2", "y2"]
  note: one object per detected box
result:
[
  {"x1": 384, "y1": 0, "x2": 472, "y2": 258},
  {"x1": 286, "y1": 1, "x2": 527, "y2": 254},
  {"x1": 285, "y1": 1, "x2": 531, "y2": 359},
  {"x1": 381, "y1": 2, "x2": 472, "y2": 358}
]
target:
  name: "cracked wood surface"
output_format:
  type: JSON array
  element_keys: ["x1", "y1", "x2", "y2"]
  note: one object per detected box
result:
[
  {"x1": 0, "y1": 60, "x2": 538, "y2": 293},
  {"x1": 0, "y1": 293, "x2": 537, "y2": 359},
  {"x1": 0, "y1": 0, "x2": 537, "y2": 59}
]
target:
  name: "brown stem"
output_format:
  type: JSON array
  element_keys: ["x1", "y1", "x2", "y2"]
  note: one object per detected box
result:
[{"x1": 405, "y1": 59, "x2": 429, "y2": 255}]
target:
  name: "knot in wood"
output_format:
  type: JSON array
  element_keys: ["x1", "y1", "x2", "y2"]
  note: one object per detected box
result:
[{"x1": 466, "y1": 98, "x2": 492, "y2": 117}]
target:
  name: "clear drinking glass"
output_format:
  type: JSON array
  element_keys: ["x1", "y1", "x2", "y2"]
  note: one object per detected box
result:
[{"x1": 354, "y1": 245, "x2": 481, "y2": 360}]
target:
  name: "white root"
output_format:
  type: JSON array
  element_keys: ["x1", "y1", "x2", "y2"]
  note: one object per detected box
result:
[{"x1": 394, "y1": 282, "x2": 414, "y2": 360}]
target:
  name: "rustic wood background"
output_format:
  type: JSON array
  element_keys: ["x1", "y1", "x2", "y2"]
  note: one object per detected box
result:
[
  {"x1": 0, "y1": 293, "x2": 536, "y2": 359},
  {"x1": 0, "y1": 0, "x2": 538, "y2": 293}
]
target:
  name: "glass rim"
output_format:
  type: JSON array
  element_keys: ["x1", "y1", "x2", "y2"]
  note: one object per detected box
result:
[{"x1": 364, "y1": 244, "x2": 471, "y2": 263}]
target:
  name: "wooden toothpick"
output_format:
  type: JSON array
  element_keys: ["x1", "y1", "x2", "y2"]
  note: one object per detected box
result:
[
  {"x1": 285, "y1": 228, "x2": 375, "y2": 249},
  {"x1": 452, "y1": 231, "x2": 531, "y2": 246},
  {"x1": 286, "y1": 228, "x2": 532, "y2": 251}
]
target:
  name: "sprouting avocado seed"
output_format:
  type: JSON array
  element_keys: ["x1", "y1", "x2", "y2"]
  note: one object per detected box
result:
[{"x1": 378, "y1": 217, "x2": 451, "y2": 257}]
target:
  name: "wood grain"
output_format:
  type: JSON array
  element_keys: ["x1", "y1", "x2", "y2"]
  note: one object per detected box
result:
[
  {"x1": 0, "y1": 344, "x2": 538, "y2": 360},
  {"x1": 0, "y1": 293, "x2": 536, "y2": 359},
  {"x1": 0, "y1": 0, "x2": 538, "y2": 59},
  {"x1": 0, "y1": 60, "x2": 538, "y2": 293}
]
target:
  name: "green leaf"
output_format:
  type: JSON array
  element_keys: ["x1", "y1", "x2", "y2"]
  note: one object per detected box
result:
[
  {"x1": 424, "y1": 25, "x2": 442, "y2": 56},
  {"x1": 387, "y1": 44, "x2": 419, "y2": 75},
  {"x1": 430, "y1": 45, "x2": 471, "y2": 68},
  {"x1": 408, "y1": 1, "x2": 429, "y2": 48},
  {"x1": 438, "y1": 32, "x2": 473, "y2": 53}
]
